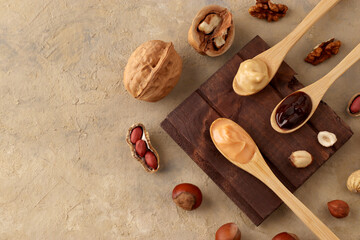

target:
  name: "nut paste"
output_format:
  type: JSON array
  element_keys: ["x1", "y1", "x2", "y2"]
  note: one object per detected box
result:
[
  {"x1": 275, "y1": 91, "x2": 312, "y2": 129},
  {"x1": 211, "y1": 118, "x2": 256, "y2": 164},
  {"x1": 233, "y1": 59, "x2": 270, "y2": 95}
]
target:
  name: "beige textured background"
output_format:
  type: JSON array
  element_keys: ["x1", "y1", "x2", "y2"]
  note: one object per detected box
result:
[{"x1": 0, "y1": 0, "x2": 359, "y2": 239}]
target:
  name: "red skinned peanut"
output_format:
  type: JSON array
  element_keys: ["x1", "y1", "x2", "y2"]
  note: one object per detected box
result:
[
  {"x1": 350, "y1": 95, "x2": 360, "y2": 114},
  {"x1": 130, "y1": 127, "x2": 143, "y2": 144},
  {"x1": 135, "y1": 140, "x2": 147, "y2": 157},
  {"x1": 145, "y1": 151, "x2": 158, "y2": 169}
]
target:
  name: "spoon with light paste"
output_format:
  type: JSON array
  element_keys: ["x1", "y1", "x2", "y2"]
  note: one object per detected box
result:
[
  {"x1": 210, "y1": 118, "x2": 339, "y2": 240},
  {"x1": 271, "y1": 43, "x2": 360, "y2": 134},
  {"x1": 233, "y1": 0, "x2": 341, "y2": 96}
]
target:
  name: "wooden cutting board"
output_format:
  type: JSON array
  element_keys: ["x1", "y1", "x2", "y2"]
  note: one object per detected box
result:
[{"x1": 160, "y1": 36, "x2": 353, "y2": 226}]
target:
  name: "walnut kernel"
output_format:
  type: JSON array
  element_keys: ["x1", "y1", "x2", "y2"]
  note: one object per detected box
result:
[
  {"x1": 305, "y1": 38, "x2": 341, "y2": 65},
  {"x1": 188, "y1": 5, "x2": 235, "y2": 57},
  {"x1": 198, "y1": 14, "x2": 222, "y2": 34},
  {"x1": 249, "y1": 0, "x2": 288, "y2": 22}
]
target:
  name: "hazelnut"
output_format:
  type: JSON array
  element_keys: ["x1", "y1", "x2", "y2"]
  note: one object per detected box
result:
[
  {"x1": 317, "y1": 131, "x2": 337, "y2": 147},
  {"x1": 347, "y1": 170, "x2": 360, "y2": 193},
  {"x1": 188, "y1": 5, "x2": 235, "y2": 57},
  {"x1": 123, "y1": 40, "x2": 182, "y2": 102},
  {"x1": 172, "y1": 183, "x2": 202, "y2": 211},
  {"x1": 215, "y1": 223, "x2": 241, "y2": 240},
  {"x1": 327, "y1": 200, "x2": 349, "y2": 218},
  {"x1": 272, "y1": 232, "x2": 299, "y2": 240},
  {"x1": 289, "y1": 150, "x2": 313, "y2": 168}
]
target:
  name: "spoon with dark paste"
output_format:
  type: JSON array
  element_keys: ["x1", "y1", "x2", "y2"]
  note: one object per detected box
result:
[{"x1": 271, "y1": 43, "x2": 360, "y2": 134}]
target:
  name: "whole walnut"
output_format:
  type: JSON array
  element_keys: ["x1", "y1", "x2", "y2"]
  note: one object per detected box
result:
[{"x1": 123, "y1": 40, "x2": 182, "y2": 102}]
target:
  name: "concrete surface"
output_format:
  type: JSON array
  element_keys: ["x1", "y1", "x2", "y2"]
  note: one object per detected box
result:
[{"x1": 0, "y1": 0, "x2": 359, "y2": 239}]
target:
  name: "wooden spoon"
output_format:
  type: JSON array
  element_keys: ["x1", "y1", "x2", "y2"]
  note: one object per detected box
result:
[
  {"x1": 271, "y1": 43, "x2": 360, "y2": 134},
  {"x1": 210, "y1": 118, "x2": 339, "y2": 240},
  {"x1": 236, "y1": 0, "x2": 341, "y2": 96}
]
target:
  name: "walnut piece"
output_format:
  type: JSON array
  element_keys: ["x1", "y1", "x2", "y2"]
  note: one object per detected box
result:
[
  {"x1": 198, "y1": 15, "x2": 228, "y2": 49},
  {"x1": 198, "y1": 14, "x2": 222, "y2": 34},
  {"x1": 249, "y1": 0, "x2": 288, "y2": 22},
  {"x1": 305, "y1": 38, "x2": 341, "y2": 65},
  {"x1": 214, "y1": 29, "x2": 227, "y2": 48}
]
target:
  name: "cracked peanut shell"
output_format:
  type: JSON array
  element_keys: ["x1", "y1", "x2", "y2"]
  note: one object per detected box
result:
[
  {"x1": 123, "y1": 40, "x2": 182, "y2": 102},
  {"x1": 126, "y1": 123, "x2": 160, "y2": 173},
  {"x1": 188, "y1": 5, "x2": 235, "y2": 57}
]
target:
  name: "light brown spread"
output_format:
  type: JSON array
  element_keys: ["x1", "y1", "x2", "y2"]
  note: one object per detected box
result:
[
  {"x1": 210, "y1": 118, "x2": 256, "y2": 164},
  {"x1": 233, "y1": 59, "x2": 269, "y2": 95}
]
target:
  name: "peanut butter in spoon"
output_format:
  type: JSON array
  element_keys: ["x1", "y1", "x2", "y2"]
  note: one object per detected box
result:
[
  {"x1": 210, "y1": 118, "x2": 256, "y2": 164},
  {"x1": 210, "y1": 118, "x2": 340, "y2": 240}
]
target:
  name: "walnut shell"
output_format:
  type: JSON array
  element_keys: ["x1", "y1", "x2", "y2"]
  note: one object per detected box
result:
[
  {"x1": 188, "y1": 5, "x2": 235, "y2": 57},
  {"x1": 123, "y1": 40, "x2": 182, "y2": 102},
  {"x1": 126, "y1": 123, "x2": 160, "y2": 173}
]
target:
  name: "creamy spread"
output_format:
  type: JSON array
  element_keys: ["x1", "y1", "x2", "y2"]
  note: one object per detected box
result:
[
  {"x1": 233, "y1": 59, "x2": 269, "y2": 95},
  {"x1": 211, "y1": 118, "x2": 256, "y2": 164}
]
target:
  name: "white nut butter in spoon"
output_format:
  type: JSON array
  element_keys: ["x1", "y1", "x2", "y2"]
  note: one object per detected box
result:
[
  {"x1": 233, "y1": 59, "x2": 270, "y2": 96},
  {"x1": 211, "y1": 119, "x2": 256, "y2": 164}
]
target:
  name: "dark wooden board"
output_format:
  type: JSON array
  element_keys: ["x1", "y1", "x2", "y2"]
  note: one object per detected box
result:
[{"x1": 161, "y1": 36, "x2": 353, "y2": 226}]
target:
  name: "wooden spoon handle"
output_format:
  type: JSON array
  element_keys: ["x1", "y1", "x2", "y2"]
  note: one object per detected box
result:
[
  {"x1": 273, "y1": 0, "x2": 341, "y2": 56},
  {"x1": 308, "y1": 42, "x2": 360, "y2": 98},
  {"x1": 268, "y1": 179, "x2": 339, "y2": 239},
  {"x1": 262, "y1": 169, "x2": 339, "y2": 240},
  {"x1": 246, "y1": 154, "x2": 339, "y2": 239}
]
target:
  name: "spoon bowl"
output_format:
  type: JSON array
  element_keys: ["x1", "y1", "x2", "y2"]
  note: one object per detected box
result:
[
  {"x1": 210, "y1": 118, "x2": 339, "y2": 240},
  {"x1": 271, "y1": 43, "x2": 360, "y2": 133},
  {"x1": 234, "y1": 0, "x2": 341, "y2": 96}
]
